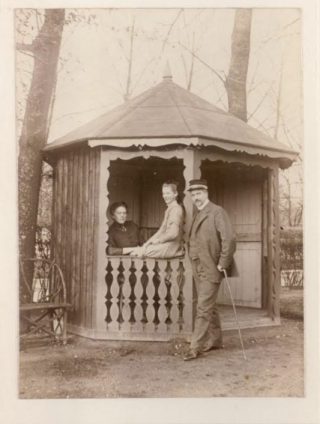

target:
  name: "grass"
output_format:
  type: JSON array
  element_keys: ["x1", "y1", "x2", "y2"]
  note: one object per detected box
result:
[{"x1": 280, "y1": 288, "x2": 303, "y2": 320}]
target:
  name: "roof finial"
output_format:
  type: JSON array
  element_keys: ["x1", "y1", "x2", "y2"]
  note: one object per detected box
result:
[{"x1": 163, "y1": 61, "x2": 173, "y2": 81}]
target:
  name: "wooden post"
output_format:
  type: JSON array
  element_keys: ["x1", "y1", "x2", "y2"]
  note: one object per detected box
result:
[
  {"x1": 267, "y1": 166, "x2": 281, "y2": 320},
  {"x1": 182, "y1": 149, "x2": 202, "y2": 237},
  {"x1": 261, "y1": 175, "x2": 269, "y2": 309},
  {"x1": 182, "y1": 149, "x2": 202, "y2": 333},
  {"x1": 94, "y1": 149, "x2": 110, "y2": 332}
]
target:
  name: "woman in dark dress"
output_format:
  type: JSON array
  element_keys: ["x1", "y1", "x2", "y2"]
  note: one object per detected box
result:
[{"x1": 107, "y1": 202, "x2": 140, "y2": 255}]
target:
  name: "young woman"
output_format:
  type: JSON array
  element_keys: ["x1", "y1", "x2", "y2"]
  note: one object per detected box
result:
[{"x1": 131, "y1": 181, "x2": 184, "y2": 258}]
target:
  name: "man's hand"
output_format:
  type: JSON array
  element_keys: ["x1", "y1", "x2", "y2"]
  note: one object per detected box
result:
[{"x1": 217, "y1": 264, "x2": 224, "y2": 272}]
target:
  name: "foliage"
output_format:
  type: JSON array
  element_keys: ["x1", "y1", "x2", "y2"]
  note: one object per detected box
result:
[
  {"x1": 279, "y1": 168, "x2": 303, "y2": 227},
  {"x1": 280, "y1": 227, "x2": 303, "y2": 270},
  {"x1": 37, "y1": 163, "x2": 53, "y2": 228},
  {"x1": 35, "y1": 226, "x2": 51, "y2": 260}
]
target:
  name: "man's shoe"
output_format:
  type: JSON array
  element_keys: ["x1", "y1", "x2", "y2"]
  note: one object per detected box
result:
[
  {"x1": 202, "y1": 344, "x2": 224, "y2": 353},
  {"x1": 183, "y1": 350, "x2": 199, "y2": 361}
]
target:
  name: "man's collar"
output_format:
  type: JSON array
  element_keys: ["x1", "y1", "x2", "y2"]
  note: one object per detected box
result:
[{"x1": 196, "y1": 199, "x2": 210, "y2": 211}]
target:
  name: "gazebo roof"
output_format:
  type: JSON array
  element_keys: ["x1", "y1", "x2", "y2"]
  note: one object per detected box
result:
[{"x1": 43, "y1": 70, "x2": 298, "y2": 166}]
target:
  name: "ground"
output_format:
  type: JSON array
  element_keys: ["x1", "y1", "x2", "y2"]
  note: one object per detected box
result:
[{"x1": 19, "y1": 288, "x2": 304, "y2": 398}]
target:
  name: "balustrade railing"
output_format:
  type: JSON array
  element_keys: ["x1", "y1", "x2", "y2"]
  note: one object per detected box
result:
[{"x1": 104, "y1": 256, "x2": 190, "y2": 338}]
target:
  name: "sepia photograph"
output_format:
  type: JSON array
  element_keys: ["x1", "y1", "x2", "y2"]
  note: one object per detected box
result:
[{"x1": 1, "y1": 0, "x2": 319, "y2": 423}]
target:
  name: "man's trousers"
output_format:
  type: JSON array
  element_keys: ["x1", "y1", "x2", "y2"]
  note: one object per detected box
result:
[{"x1": 190, "y1": 258, "x2": 223, "y2": 352}]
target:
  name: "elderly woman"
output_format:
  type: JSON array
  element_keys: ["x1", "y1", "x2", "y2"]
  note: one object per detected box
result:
[
  {"x1": 131, "y1": 181, "x2": 184, "y2": 258},
  {"x1": 107, "y1": 201, "x2": 140, "y2": 255}
]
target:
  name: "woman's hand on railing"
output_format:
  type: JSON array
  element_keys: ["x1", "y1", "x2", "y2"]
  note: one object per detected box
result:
[
  {"x1": 122, "y1": 247, "x2": 135, "y2": 255},
  {"x1": 129, "y1": 246, "x2": 145, "y2": 257}
]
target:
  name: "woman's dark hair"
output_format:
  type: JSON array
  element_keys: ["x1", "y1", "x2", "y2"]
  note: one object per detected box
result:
[{"x1": 109, "y1": 201, "x2": 128, "y2": 216}]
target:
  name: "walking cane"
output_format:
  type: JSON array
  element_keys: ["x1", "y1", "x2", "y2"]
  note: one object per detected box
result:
[{"x1": 222, "y1": 269, "x2": 247, "y2": 360}]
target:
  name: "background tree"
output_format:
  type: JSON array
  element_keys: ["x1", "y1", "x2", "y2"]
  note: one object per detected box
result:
[
  {"x1": 225, "y1": 8, "x2": 252, "y2": 122},
  {"x1": 17, "y1": 9, "x2": 65, "y2": 286}
]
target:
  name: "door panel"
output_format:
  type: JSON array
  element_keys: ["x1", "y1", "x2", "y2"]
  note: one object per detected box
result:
[
  {"x1": 206, "y1": 170, "x2": 262, "y2": 308},
  {"x1": 218, "y1": 242, "x2": 262, "y2": 307}
]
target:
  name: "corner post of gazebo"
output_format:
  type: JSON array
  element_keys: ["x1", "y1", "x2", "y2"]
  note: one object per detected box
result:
[
  {"x1": 267, "y1": 165, "x2": 281, "y2": 320},
  {"x1": 182, "y1": 148, "x2": 202, "y2": 234},
  {"x1": 182, "y1": 147, "x2": 202, "y2": 330},
  {"x1": 93, "y1": 148, "x2": 111, "y2": 333}
]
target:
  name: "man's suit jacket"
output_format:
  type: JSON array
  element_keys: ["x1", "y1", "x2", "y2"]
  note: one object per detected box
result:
[{"x1": 188, "y1": 201, "x2": 237, "y2": 282}]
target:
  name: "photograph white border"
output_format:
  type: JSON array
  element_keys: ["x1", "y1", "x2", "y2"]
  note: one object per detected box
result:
[{"x1": 0, "y1": 0, "x2": 319, "y2": 423}]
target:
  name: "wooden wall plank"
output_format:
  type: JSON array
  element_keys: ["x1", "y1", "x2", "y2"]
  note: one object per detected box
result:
[
  {"x1": 75, "y1": 151, "x2": 83, "y2": 325},
  {"x1": 55, "y1": 159, "x2": 63, "y2": 272},
  {"x1": 272, "y1": 166, "x2": 281, "y2": 318},
  {"x1": 91, "y1": 149, "x2": 100, "y2": 329},
  {"x1": 51, "y1": 165, "x2": 57, "y2": 261},
  {"x1": 62, "y1": 156, "x2": 68, "y2": 295},
  {"x1": 261, "y1": 175, "x2": 269, "y2": 309},
  {"x1": 86, "y1": 149, "x2": 95, "y2": 329},
  {"x1": 78, "y1": 150, "x2": 86, "y2": 327},
  {"x1": 267, "y1": 168, "x2": 274, "y2": 318},
  {"x1": 65, "y1": 152, "x2": 73, "y2": 304},
  {"x1": 70, "y1": 151, "x2": 78, "y2": 322},
  {"x1": 84, "y1": 150, "x2": 91, "y2": 328},
  {"x1": 80, "y1": 150, "x2": 87, "y2": 327}
]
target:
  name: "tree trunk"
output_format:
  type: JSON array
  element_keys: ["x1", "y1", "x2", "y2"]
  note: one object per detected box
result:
[
  {"x1": 225, "y1": 9, "x2": 252, "y2": 122},
  {"x1": 18, "y1": 9, "x2": 65, "y2": 293}
]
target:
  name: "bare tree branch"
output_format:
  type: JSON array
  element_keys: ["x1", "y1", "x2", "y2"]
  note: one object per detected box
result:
[
  {"x1": 259, "y1": 18, "x2": 300, "y2": 46},
  {"x1": 249, "y1": 115, "x2": 273, "y2": 135},
  {"x1": 131, "y1": 57, "x2": 156, "y2": 93},
  {"x1": 161, "y1": 9, "x2": 183, "y2": 53},
  {"x1": 180, "y1": 53, "x2": 189, "y2": 85},
  {"x1": 247, "y1": 81, "x2": 274, "y2": 120},
  {"x1": 16, "y1": 42, "x2": 34, "y2": 52},
  {"x1": 17, "y1": 49, "x2": 34, "y2": 60},
  {"x1": 179, "y1": 41, "x2": 226, "y2": 86},
  {"x1": 124, "y1": 17, "x2": 135, "y2": 101},
  {"x1": 187, "y1": 32, "x2": 195, "y2": 91},
  {"x1": 274, "y1": 55, "x2": 284, "y2": 140}
]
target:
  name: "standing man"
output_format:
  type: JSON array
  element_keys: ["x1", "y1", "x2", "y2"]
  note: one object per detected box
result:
[{"x1": 184, "y1": 179, "x2": 236, "y2": 361}]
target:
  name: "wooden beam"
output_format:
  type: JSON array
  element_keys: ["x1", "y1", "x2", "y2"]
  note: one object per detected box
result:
[
  {"x1": 261, "y1": 175, "x2": 269, "y2": 309},
  {"x1": 95, "y1": 149, "x2": 111, "y2": 332},
  {"x1": 267, "y1": 166, "x2": 281, "y2": 319}
]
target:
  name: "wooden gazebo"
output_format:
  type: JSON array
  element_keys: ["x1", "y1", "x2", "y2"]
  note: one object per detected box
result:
[{"x1": 43, "y1": 69, "x2": 298, "y2": 341}]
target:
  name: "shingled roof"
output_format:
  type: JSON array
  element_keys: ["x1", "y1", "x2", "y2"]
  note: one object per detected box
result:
[{"x1": 43, "y1": 69, "x2": 298, "y2": 165}]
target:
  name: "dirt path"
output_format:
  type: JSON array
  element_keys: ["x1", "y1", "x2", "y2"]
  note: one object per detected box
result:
[{"x1": 19, "y1": 317, "x2": 303, "y2": 398}]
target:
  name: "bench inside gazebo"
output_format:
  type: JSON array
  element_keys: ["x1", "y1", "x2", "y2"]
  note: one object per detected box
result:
[{"x1": 42, "y1": 68, "x2": 298, "y2": 341}]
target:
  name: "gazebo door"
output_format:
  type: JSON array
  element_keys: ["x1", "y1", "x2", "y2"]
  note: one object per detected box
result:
[
  {"x1": 220, "y1": 178, "x2": 262, "y2": 307},
  {"x1": 204, "y1": 165, "x2": 263, "y2": 308}
]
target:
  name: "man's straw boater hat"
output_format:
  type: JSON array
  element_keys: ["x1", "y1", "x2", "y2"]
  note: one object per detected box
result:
[{"x1": 187, "y1": 179, "x2": 208, "y2": 191}]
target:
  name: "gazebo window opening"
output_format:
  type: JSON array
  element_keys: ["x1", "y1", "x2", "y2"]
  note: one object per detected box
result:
[
  {"x1": 107, "y1": 156, "x2": 186, "y2": 256},
  {"x1": 104, "y1": 156, "x2": 188, "y2": 335}
]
